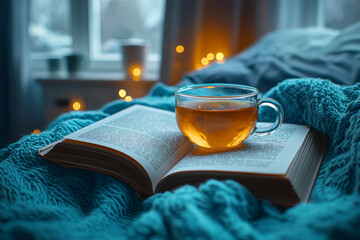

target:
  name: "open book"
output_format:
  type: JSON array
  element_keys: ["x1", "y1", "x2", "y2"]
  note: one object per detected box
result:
[{"x1": 38, "y1": 105, "x2": 327, "y2": 206}]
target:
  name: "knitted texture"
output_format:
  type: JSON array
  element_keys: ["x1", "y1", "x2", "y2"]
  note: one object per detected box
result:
[{"x1": 0, "y1": 79, "x2": 359, "y2": 239}]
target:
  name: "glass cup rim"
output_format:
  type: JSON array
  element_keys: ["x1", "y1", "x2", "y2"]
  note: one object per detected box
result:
[{"x1": 175, "y1": 83, "x2": 259, "y2": 100}]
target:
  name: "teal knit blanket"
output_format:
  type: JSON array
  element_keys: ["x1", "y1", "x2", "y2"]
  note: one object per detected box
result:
[{"x1": 1, "y1": 78, "x2": 360, "y2": 239}]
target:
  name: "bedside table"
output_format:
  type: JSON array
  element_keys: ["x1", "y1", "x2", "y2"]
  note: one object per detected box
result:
[{"x1": 36, "y1": 72, "x2": 157, "y2": 126}]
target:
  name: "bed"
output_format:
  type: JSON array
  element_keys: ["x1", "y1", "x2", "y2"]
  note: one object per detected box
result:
[{"x1": 1, "y1": 22, "x2": 360, "y2": 239}]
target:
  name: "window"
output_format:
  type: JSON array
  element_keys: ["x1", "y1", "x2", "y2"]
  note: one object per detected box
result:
[
  {"x1": 29, "y1": 0, "x2": 166, "y2": 75},
  {"x1": 29, "y1": 0, "x2": 72, "y2": 55},
  {"x1": 91, "y1": 0, "x2": 165, "y2": 60}
]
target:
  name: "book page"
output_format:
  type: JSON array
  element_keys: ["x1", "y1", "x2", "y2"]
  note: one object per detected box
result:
[
  {"x1": 65, "y1": 105, "x2": 194, "y2": 191},
  {"x1": 164, "y1": 123, "x2": 310, "y2": 176}
]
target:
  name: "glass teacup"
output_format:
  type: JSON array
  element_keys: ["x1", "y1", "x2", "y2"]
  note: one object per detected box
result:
[{"x1": 175, "y1": 84, "x2": 284, "y2": 150}]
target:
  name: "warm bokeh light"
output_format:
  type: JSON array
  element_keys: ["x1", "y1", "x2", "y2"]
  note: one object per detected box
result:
[
  {"x1": 201, "y1": 57, "x2": 209, "y2": 66},
  {"x1": 118, "y1": 89, "x2": 127, "y2": 98},
  {"x1": 72, "y1": 101, "x2": 81, "y2": 111},
  {"x1": 32, "y1": 129, "x2": 41, "y2": 135},
  {"x1": 207, "y1": 53, "x2": 215, "y2": 60},
  {"x1": 216, "y1": 52, "x2": 224, "y2": 61},
  {"x1": 176, "y1": 45, "x2": 184, "y2": 53},
  {"x1": 130, "y1": 66, "x2": 142, "y2": 81},
  {"x1": 125, "y1": 96, "x2": 133, "y2": 102},
  {"x1": 132, "y1": 67, "x2": 141, "y2": 77}
]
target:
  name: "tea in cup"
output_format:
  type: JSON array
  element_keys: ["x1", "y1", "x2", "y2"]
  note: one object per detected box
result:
[{"x1": 175, "y1": 84, "x2": 284, "y2": 150}]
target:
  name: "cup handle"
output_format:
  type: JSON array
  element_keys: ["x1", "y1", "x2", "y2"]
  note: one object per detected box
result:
[{"x1": 253, "y1": 98, "x2": 284, "y2": 136}]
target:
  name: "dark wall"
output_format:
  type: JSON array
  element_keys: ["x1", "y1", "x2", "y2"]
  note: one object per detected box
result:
[{"x1": 0, "y1": 1, "x2": 10, "y2": 148}]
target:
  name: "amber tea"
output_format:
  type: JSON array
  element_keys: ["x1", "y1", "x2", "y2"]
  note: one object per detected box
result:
[
  {"x1": 176, "y1": 101, "x2": 258, "y2": 149},
  {"x1": 175, "y1": 84, "x2": 284, "y2": 150}
]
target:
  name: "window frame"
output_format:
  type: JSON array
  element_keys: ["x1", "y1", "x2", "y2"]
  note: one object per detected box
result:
[{"x1": 31, "y1": 0, "x2": 163, "y2": 76}]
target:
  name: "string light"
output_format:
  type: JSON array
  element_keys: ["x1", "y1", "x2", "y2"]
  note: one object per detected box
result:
[
  {"x1": 201, "y1": 57, "x2": 209, "y2": 66},
  {"x1": 132, "y1": 67, "x2": 141, "y2": 77},
  {"x1": 32, "y1": 129, "x2": 41, "y2": 135},
  {"x1": 176, "y1": 45, "x2": 184, "y2": 53},
  {"x1": 216, "y1": 52, "x2": 224, "y2": 61},
  {"x1": 125, "y1": 96, "x2": 133, "y2": 102},
  {"x1": 207, "y1": 53, "x2": 215, "y2": 60},
  {"x1": 118, "y1": 89, "x2": 127, "y2": 98},
  {"x1": 72, "y1": 101, "x2": 81, "y2": 111},
  {"x1": 129, "y1": 66, "x2": 142, "y2": 81},
  {"x1": 196, "y1": 51, "x2": 225, "y2": 69}
]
